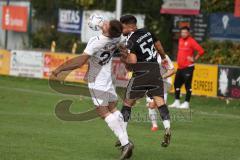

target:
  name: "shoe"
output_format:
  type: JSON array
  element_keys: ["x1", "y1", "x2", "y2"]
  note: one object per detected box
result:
[
  {"x1": 169, "y1": 100, "x2": 180, "y2": 108},
  {"x1": 115, "y1": 139, "x2": 133, "y2": 148},
  {"x1": 179, "y1": 101, "x2": 189, "y2": 109},
  {"x1": 161, "y1": 128, "x2": 171, "y2": 147},
  {"x1": 120, "y1": 142, "x2": 134, "y2": 160},
  {"x1": 151, "y1": 126, "x2": 158, "y2": 132}
]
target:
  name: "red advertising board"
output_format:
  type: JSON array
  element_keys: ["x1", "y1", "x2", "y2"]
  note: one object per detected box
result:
[
  {"x1": 235, "y1": 0, "x2": 240, "y2": 17},
  {"x1": 160, "y1": 0, "x2": 200, "y2": 15},
  {"x1": 2, "y1": 5, "x2": 28, "y2": 32}
]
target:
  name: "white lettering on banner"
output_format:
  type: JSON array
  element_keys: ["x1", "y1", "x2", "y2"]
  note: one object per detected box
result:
[
  {"x1": 4, "y1": 9, "x2": 24, "y2": 27},
  {"x1": 59, "y1": 10, "x2": 80, "y2": 24},
  {"x1": 10, "y1": 19, "x2": 24, "y2": 27}
]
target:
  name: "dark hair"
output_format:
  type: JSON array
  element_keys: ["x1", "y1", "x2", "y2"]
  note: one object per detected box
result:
[
  {"x1": 180, "y1": 26, "x2": 190, "y2": 32},
  {"x1": 120, "y1": 15, "x2": 137, "y2": 25},
  {"x1": 108, "y1": 20, "x2": 123, "y2": 38}
]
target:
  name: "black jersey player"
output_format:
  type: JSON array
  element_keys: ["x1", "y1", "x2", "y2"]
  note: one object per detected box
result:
[{"x1": 118, "y1": 15, "x2": 171, "y2": 148}]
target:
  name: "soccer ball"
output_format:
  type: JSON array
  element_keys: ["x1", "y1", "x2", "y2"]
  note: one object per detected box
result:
[{"x1": 88, "y1": 14, "x2": 104, "y2": 31}]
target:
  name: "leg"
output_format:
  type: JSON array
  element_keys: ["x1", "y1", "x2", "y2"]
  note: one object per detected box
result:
[
  {"x1": 148, "y1": 78, "x2": 171, "y2": 147},
  {"x1": 121, "y1": 98, "x2": 136, "y2": 130},
  {"x1": 146, "y1": 97, "x2": 158, "y2": 131},
  {"x1": 170, "y1": 69, "x2": 184, "y2": 108},
  {"x1": 179, "y1": 67, "x2": 194, "y2": 109},
  {"x1": 184, "y1": 67, "x2": 194, "y2": 102},
  {"x1": 96, "y1": 106, "x2": 129, "y2": 147},
  {"x1": 174, "y1": 69, "x2": 184, "y2": 100},
  {"x1": 108, "y1": 102, "x2": 127, "y2": 134},
  {"x1": 152, "y1": 96, "x2": 171, "y2": 147}
]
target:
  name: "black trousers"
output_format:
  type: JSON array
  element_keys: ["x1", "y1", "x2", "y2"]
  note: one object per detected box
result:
[{"x1": 174, "y1": 66, "x2": 195, "y2": 102}]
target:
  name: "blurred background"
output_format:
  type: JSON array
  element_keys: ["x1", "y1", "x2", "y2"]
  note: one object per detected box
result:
[{"x1": 0, "y1": 0, "x2": 239, "y2": 65}]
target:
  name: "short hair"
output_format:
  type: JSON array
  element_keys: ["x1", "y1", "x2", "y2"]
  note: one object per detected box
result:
[
  {"x1": 120, "y1": 15, "x2": 137, "y2": 25},
  {"x1": 109, "y1": 20, "x2": 123, "y2": 38},
  {"x1": 180, "y1": 26, "x2": 190, "y2": 32}
]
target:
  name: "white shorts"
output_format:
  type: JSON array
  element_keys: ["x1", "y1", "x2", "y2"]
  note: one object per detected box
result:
[{"x1": 88, "y1": 84, "x2": 118, "y2": 107}]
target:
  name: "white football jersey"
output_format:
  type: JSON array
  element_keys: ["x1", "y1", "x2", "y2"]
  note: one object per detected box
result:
[
  {"x1": 157, "y1": 54, "x2": 174, "y2": 91},
  {"x1": 157, "y1": 55, "x2": 174, "y2": 78},
  {"x1": 84, "y1": 35, "x2": 120, "y2": 90}
]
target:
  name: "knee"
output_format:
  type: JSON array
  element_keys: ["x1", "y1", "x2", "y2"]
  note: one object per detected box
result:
[
  {"x1": 96, "y1": 107, "x2": 110, "y2": 119},
  {"x1": 148, "y1": 102, "x2": 156, "y2": 109},
  {"x1": 123, "y1": 99, "x2": 135, "y2": 107}
]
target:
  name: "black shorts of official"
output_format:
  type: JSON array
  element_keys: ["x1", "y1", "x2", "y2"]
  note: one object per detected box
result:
[
  {"x1": 125, "y1": 73, "x2": 164, "y2": 100},
  {"x1": 174, "y1": 66, "x2": 195, "y2": 89}
]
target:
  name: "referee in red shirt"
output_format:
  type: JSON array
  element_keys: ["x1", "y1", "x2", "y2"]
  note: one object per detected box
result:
[{"x1": 169, "y1": 26, "x2": 205, "y2": 109}]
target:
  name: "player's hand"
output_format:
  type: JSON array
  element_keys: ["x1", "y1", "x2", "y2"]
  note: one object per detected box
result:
[
  {"x1": 52, "y1": 69, "x2": 61, "y2": 77},
  {"x1": 187, "y1": 56, "x2": 194, "y2": 63},
  {"x1": 119, "y1": 45, "x2": 128, "y2": 63}
]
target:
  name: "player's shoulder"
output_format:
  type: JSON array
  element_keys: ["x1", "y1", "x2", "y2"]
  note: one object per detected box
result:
[
  {"x1": 129, "y1": 28, "x2": 151, "y2": 42},
  {"x1": 88, "y1": 36, "x2": 100, "y2": 45}
]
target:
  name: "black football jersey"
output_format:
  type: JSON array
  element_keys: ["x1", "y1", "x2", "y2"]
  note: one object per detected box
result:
[{"x1": 126, "y1": 28, "x2": 158, "y2": 62}]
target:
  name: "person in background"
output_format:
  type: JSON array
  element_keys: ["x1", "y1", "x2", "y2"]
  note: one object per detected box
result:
[{"x1": 169, "y1": 26, "x2": 205, "y2": 109}]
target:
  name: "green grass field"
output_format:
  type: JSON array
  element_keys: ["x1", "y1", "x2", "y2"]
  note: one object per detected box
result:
[{"x1": 0, "y1": 75, "x2": 240, "y2": 160}]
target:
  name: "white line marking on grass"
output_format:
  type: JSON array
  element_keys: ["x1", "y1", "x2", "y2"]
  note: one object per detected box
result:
[{"x1": 0, "y1": 86, "x2": 91, "y2": 99}]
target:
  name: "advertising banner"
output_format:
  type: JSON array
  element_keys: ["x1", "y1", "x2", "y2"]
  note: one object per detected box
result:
[
  {"x1": 161, "y1": 0, "x2": 200, "y2": 15},
  {"x1": 171, "y1": 63, "x2": 218, "y2": 97},
  {"x1": 218, "y1": 66, "x2": 240, "y2": 99},
  {"x1": 112, "y1": 58, "x2": 130, "y2": 88},
  {"x1": 172, "y1": 13, "x2": 208, "y2": 42},
  {"x1": 2, "y1": 5, "x2": 28, "y2": 32},
  {"x1": 235, "y1": 0, "x2": 240, "y2": 17},
  {"x1": 58, "y1": 9, "x2": 82, "y2": 34},
  {"x1": 209, "y1": 13, "x2": 240, "y2": 41},
  {"x1": 43, "y1": 52, "x2": 88, "y2": 83},
  {"x1": 10, "y1": 50, "x2": 44, "y2": 78},
  {"x1": 0, "y1": 49, "x2": 11, "y2": 75}
]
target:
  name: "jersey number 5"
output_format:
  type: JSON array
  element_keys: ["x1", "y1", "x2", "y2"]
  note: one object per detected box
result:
[{"x1": 140, "y1": 38, "x2": 156, "y2": 61}]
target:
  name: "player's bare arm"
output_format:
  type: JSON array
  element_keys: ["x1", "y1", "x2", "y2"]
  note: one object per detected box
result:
[
  {"x1": 52, "y1": 53, "x2": 90, "y2": 77},
  {"x1": 119, "y1": 45, "x2": 137, "y2": 70},
  {"x1": 162, "y1": 68, "x2": 175, "y2": 79},
  {"x1": 154, "y1": 41, "x2": 166, "y2": 59}
]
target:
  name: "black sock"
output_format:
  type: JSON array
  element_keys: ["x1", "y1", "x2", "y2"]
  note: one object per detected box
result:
[
  {"x1": 185, "y1": 89, "x2": 192, "y2": 102},
  {"x1": 121, "y1": 106, "x2": 132, "y2": 122},
  {"x1": 158, "y1": 104, "x2": 170, "y2": 120},
  {"x1": 175, "y1": 89, "x2": 180, "y2": 99}
]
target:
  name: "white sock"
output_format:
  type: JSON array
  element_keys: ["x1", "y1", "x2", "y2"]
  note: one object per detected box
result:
[
  {"x1": 164, "y1": 93, "x2": 168, "y2": 103},
  {"x1": 148, "y1": 108, "x2": 158, "y2": 127},
  {"x1": 112, "y1": 110, "x2": 127, "y2": 134},
  {"x1": 124, "y1": 122, "x2": 128, "y2": 131},
  {"x1": 105, "y1": 113, "x2": 129, "y2": 146},
  {"x1": 163, "y1": 120, "x2": 170, "y2": 129}
]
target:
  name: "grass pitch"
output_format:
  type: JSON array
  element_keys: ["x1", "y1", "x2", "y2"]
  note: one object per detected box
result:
[{"x1": 0, "y1": 75, "x2": 240, "y2": 160}]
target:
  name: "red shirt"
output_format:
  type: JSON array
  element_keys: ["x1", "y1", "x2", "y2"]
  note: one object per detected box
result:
[{"x1": 177, "y1": 37, "x2": 204, "y2": 69}]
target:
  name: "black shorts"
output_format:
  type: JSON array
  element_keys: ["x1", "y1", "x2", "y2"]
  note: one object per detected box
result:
[{"x1": 125, "y1": 63, "x2": 164, "y2": 100}]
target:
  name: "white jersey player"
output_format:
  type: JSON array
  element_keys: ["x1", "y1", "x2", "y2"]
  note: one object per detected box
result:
[
  {"x1": 146, "y1": 54, "x2": 175, "y2": 132},
  {"x1": 52, "y1": 19, "x2": 134, "y2": 160}
]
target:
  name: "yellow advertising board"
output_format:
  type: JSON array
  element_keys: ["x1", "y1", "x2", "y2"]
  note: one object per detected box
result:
[
  {"x1": 0, "y1": 49, "x2": 11, "y2": 75},
  {"x1": 43, "y1": 52, "x2": 88, "y2": 83},
  {"x1": 171, "y1": 63, "x2": 218, "y2": 97}
]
